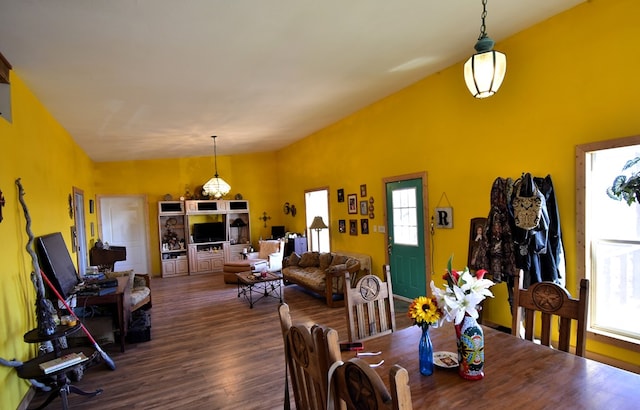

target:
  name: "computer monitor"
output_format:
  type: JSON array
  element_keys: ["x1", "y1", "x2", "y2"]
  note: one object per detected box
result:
[
  {"x1": 271, "y1": 226, "x2": 286, "y2": 239},
  {"x1": 36, "y1": 232, "x2": 81, "y2": 300}
]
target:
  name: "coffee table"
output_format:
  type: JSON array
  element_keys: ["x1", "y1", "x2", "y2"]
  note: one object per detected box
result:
[{"x1": 236, "y1": 271, "x2": 283, "y2": 308}]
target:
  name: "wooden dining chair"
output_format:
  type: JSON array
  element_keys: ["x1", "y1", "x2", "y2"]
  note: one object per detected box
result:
[
  {"x1": 511, "y1": 272, "x2": 589, "y2": 356},
  {"x1": 278, "y1": 303, "x2": 342, "y2": 410},
  {"x1": 344, "y1": 265, "x2": 396, "y2": 342},
  {"x1": 327, "y1": 357, "x2": 412, "y2": 410}
]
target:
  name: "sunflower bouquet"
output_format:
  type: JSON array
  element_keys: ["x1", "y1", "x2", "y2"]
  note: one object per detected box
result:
[{"x1": 408, "y1": 295, "x2": 442, "y2": 330}]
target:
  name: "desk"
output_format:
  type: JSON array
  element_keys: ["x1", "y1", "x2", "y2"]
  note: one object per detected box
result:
[
  {"x1": 76, "y1": 276, "x2": 131, "y2": 352},
  {"x1": 359, "y1": 325, "x2": 640, "y2": 409}
]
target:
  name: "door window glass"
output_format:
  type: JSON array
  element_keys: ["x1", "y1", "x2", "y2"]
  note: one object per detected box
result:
[{"x1": 392, "y1": 188, "x2": 418, "y2": 246}]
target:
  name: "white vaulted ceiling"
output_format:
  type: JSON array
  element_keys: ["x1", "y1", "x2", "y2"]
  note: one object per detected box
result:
[{"x1": 0, "y1": 0, "x2": 585, "y2": 161}]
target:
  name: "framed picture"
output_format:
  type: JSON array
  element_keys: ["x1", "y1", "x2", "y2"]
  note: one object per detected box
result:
[
  {"x1": 348, "y1": 194, "x2": 358, "y2": 214},
  {"x1": 337, "y1": 188, "x2": 345, "y2": 203},
  {"x1": 467, "y1": 217, "x2": 487, "y2": 269},
  {"x1": 360, "y1": 184, "x2": 367, "y2": 197},
  {"x1": 360, "y1": 218, "x2": 369, "y2": 234},
  {"x1": 360, "y1": 200, "x2": 368, "y2": 215},
  {"x1": 338, "y1": 219, "x2": 346, "y2": 233},
  {"x1": 349, "y1": 219, "x2": 358, "y2": 235}
]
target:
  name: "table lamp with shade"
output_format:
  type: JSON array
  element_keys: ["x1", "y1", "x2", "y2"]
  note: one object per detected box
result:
[{"x1": 309, "y1": 216, "x2": 328, "y2": 252}]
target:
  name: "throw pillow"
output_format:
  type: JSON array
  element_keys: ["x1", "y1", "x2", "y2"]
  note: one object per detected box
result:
[
  {"x1": 319, "y1": 252, "x2": 333, "y2": 270},
  {"x1": 133, "y1": 275, "x2": 147, "y2": 288},
  {"x1": 287, "y1": 252, "x2": 301, "y2": 267},
  {"x1": 299, "y1": 252, "x2": 320, "y2": 268}
]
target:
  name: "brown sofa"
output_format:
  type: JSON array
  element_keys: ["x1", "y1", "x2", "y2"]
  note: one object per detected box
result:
[{"x1": 282, "y1": 251, "x2": 364, "y2": 307}]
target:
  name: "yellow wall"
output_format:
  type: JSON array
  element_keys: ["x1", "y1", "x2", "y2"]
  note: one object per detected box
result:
[
  {"x1": 277, "y1": 0, "x2": 640, "y2": 366},
  {"x1": 2, "y1": 0, "x2": 640, "y2": 407},
  {"x1": 0, "y1": 75, "x2": 95, "y2": 409},
  {"x1": 93, "y1": 152, "x2": 283, "y2": 274}
]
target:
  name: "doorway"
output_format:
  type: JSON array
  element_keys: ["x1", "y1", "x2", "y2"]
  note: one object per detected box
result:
[
  {"x1": 97, "y1": 195, "x2": 151, "y2": 274},
  {"x1": 72, "y1": 187, "x2": 88, "y2": 277},
  {"x1": 384, "y1": 173, "x2": 429, "y2": 300},
  {"x1": 304, "y1": 188, "x2": 330, "y2": 252}
]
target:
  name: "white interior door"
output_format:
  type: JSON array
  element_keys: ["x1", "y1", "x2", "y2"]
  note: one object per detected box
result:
[{"x1": 97, "y1": 195, "x2": 150, "y2": 274}]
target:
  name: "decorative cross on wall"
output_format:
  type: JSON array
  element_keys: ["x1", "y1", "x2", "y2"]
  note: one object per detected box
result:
[{"x1": 259, "y1": 211, "x2": 271, "y2": 227}]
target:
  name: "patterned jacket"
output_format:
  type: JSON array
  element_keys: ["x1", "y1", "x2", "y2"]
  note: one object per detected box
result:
[{"x1": 475, "y1": 177, "x2": 517, "y2": 283}]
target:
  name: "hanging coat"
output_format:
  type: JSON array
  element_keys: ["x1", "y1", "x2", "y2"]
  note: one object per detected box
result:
[
  {"x1": 475, "y1": 177, "x2": 517, "y2": 283},
  {"x1": 534, "y1": 175, "x2": 565, "y2": 285}
]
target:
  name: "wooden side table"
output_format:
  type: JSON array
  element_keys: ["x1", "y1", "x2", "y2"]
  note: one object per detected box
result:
[
  {"x1": 76, "y1": 276, "x2": 131, "y2": 352},
  {"x1": 19, "y1": 325, "x2": 102, "y2": 410}
]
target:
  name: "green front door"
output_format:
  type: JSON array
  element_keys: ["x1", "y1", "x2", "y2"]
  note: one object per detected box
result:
[{"x1": 385, "y1": 178, "x2": 428, "y2": 299}]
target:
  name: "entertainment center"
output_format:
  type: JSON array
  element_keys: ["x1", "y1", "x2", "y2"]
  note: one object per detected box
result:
[{"x1": 158, "y1": 200, "x2": 251, "y2": 277}]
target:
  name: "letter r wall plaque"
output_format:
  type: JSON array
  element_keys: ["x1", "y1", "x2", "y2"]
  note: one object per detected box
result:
[{"x1": 434, "y1": 207, "x2": 453, "y2": 229}]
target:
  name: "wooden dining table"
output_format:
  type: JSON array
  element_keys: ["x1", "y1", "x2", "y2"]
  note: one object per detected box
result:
[{"x1": 351, "y1": 324, "x2": 640, "y2": 409}]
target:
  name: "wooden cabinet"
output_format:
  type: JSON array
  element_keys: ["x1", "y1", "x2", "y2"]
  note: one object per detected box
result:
[
  {"x1": 159, "y1": 200, "x2": 251, "y2": 276},
  {"x1": 227, "y1": 243, "x2": 247, "y2": 262},
  {"x1": 161, "y1": 258, "x2": 189, "y2": 277},
  {"x1": 158, "y1": 201, "x2": 189, "y2": 277},
  {"x1": 227, "y1": 200, "x2": 251, "y2": 248},
  {"x1": 188, "y1": 243, "x2": 226, "y2": 274}
]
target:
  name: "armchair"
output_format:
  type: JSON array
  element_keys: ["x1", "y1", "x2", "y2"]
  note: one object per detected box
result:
[{"x1": 223, "y1": 239, "x2": 285, "y2": 284}]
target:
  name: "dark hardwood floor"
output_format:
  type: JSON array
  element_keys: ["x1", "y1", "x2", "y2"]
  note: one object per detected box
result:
[{"x1": 30, "y1": 273, "x2": 412, "y2": 410}]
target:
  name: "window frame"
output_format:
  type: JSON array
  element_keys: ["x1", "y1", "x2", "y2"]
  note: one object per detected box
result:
[{"x1": 576, "y1": 135, "x2": 640, "y2": 350}]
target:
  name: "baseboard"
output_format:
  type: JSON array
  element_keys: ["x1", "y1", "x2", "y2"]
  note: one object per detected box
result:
[{"x1": 18, "y1": 385, "x2": 36, "y2": 410}]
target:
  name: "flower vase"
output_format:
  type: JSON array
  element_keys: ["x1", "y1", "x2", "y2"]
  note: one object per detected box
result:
[
  {"x1": 454, "y1": 314, "x2": 485, "y2": 380},
  {"x1": 419, "y1": 326, "x2": 434, "y2": 376}
]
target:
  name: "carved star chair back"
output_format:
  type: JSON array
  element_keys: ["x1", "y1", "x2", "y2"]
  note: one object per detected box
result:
[
  {"x1": 327, "y1": 358, "x2": 413, "y2": 410},
  {"x1": 344, "y1": 265, "x2": 396, "y2": 342},
  {"x1": 278, "y1": 303, "x2": 342, "y2": 410},
  {"x1": 511, "y1": 271, "x2": 589, "y2": 356}
]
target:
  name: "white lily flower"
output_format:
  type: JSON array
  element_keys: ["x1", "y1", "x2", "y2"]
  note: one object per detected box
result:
[{"x1": 430, "y1": 256, "x2": 496, "y2": 325}]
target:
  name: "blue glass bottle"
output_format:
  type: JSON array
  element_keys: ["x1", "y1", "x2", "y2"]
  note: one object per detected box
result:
[{"x1": 419, "y1": 326, "x2": 434, "y2": 376}]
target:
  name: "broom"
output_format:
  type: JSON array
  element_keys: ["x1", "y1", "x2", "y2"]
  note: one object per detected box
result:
[{"x1": 40, "y1": 269, "x2": 117, "y2": 370}]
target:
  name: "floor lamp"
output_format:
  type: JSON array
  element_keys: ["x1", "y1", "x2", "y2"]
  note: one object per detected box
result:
[{"x1": 309, "y1": 216, "x2": 328, "y2": 252}]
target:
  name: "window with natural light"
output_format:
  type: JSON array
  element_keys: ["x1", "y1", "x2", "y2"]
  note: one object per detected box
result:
[
  {"x1": 585, "y1": 145, "x2": 640, "y2": 344},
  {"x1": 304, "y1": 189, "x2": 330, "y2": 252},
  {"x1": 392, "y1": 188, "x2": 418, "y2": 246}
]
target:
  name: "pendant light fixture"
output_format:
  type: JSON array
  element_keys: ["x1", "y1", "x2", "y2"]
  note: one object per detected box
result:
[
  {"x1": 202, "y1": 135, "x2": 231, "y2": 199},
  {"x1": 463, "y1": 0, "x2": 506, "y2": 98}
]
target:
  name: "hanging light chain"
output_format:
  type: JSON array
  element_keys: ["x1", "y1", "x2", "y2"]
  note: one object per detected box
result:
[
  {"x1": 212, "y1": 135, "x2": 220, "y2": 178},
  {"x1": 478, "y1": 0, "x2": 488, "y2": 40}
]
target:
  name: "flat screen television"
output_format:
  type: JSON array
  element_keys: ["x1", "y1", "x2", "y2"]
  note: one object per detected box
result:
[
  {"x1": 192, "y1": 222, "x2": 226, "y2": 243},
  {"x1": 36, "y1": 232, "x2": 81, "y2": 300}
]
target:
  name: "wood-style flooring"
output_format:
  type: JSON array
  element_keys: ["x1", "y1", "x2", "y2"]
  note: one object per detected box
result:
[{"x1": 29, "y1": 273, "x2": 412, "y2": 409}]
